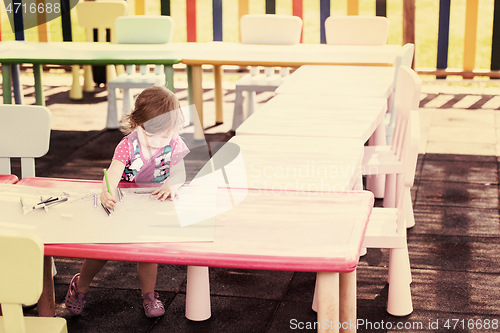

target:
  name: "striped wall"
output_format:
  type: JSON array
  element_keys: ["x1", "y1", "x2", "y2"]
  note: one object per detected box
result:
[{"x1": 1, "y1": 0, "x2": 499, "y2": 78}]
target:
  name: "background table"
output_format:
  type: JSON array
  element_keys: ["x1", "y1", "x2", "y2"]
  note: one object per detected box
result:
[
  {"x1": 0, "y1": 41, "x2": 182, "y2": 106},
  {"x1": 235, "y1": 94, "x2": 387, "y2": 143},
  {"x1": 181, "y1": 42, "x2": 402, "y2": 140}
]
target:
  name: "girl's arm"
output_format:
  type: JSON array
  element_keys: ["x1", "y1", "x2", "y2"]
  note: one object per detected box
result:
[
  {"x1": 153, "y1": 160, "x2": 186, "y2": 201},
  {"x1": 100, "y1": 159, "x2": 126, "y2": 209}
]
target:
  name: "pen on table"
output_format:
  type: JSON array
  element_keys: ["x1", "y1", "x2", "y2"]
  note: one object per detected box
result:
[
  {"x1": 101, "y1": 202, "x2": 112, "y2": 217},
  {"x1": 117, "y1": 188, "x2": 123, "y2": 202}
]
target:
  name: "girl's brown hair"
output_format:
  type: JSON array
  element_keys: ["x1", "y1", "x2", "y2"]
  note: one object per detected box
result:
[{"x1": 121, "y1": 85, "x2": 185, "y2": 135}]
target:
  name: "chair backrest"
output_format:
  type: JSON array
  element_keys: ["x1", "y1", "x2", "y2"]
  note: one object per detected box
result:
[
  {"x1": 115, "y1": 16, "x2": 175, "y2": 76},
  {"x1": 391, "y1": 43, "x2": 415, "y2": 92},
  {"x1": 240, "y1": 14, "x2": 303, "y2": 45},
  {"x1": 115, "y1": 15, "x2": 174, "y2": 44},
  {"x1": 325, "y1": 16, "x2": 390, "y2": 45},
  {"x1": 76, "y1": 1, "x2": 128, "y2": 43},
  {"x1": 395, "y1": 110, "x2": 420, "y2": 233},
  {"x1": 0, "y1": 229, "x2": 44, "y2": 331},
  {"x1": 391, "y1": 66, "x2": 422, "y2": 159},
  {"x1": 0, "y1": 105, "x2": 51, "y2": 178}
]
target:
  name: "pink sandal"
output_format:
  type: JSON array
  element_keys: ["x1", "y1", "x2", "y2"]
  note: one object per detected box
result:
[
  {"x1": 65, "y1": 273, "x2": 88, "y2": 315},
  {"x1": 142, "y1": 292, "x2": 165, "y2": 318}
]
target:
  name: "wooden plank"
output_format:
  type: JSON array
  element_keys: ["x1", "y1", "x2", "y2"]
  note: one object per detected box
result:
[
  {"x1": 37, "y1": 0, "x2": 50, "y2": 42},
  {"x1": 238, "y1": 0, "x2": 249, "y2": 42},
  {"x1": 463, "y1": 0, "x2": 479, "y2": 78},
  {"x1": 436, "y1": 0, "x2": 451, "y2": 79}
]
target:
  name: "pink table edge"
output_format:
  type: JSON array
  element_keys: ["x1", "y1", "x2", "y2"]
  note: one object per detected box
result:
[{"x1": 16, "y1": 177, "x2": 373, "y2": 273}]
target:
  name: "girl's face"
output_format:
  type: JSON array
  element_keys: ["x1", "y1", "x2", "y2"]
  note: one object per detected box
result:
[{"x1": 141, "y1": 127, "x2": 172, "y2": 149}]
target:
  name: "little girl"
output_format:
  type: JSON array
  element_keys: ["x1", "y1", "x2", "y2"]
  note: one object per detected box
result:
[{"x1": 65, "y1": 86, "x2": 189, "y2": 318}]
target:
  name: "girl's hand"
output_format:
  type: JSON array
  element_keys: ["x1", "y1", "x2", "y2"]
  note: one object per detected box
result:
[
  {"x1": 100, "y1": 189, "x2": 117, "y2": 210},
  {"x1": 152, "y1": 184, "x2": 180, "y2": 201}
]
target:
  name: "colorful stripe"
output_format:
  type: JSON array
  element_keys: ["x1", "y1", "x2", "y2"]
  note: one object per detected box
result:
[
  {"x1": 213, "y1": 0, "x2": 223, "y2": 41},
  {"x1": 376, "y1": 0, "x2": 387, "y2": 17},
  {"x1": 463, "y1": 0, "x2": 479, "y2": 72},
  {"x1": 320, "y1": 0, "x2": 330, "y2": 44},
  {"x1": 491, "y1": 0, "x2": 500, "y2": 70},
  {"x1": 161, "y1": 0, "x2": 171, "y2": 16},
  {"x1": 13, "y1": 0, "x2": 25, "y2": 40},
  {"x1": 292, "y1": 0, "x2": 303, "y2": 43},
  {"x1": 136, "y1": 0, "x2": 145, "y2": 15},
  {"x1": 347, "y1": 0, "x2": 359, "y2": 15},
  {"x1": 61, "y1": 0, "x2": 72, "y2": 41},
  {"x1": 266, "y1": 0, "x2": 276, "y2": 14},
  {"x1": 436, "y1": 0, "x2": 451, "y2": 70},
  {"x1": 186, "y1": 0, "x2": 196, "y2": 42}
]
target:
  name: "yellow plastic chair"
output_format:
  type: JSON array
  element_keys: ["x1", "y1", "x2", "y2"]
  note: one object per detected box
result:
[
  {"x1": 70, "y1": 1, "x2": 128, "y2": 99},
  {"x1": 0, "y1": 105, "x2": 51, "y2": 178},
  {"x1": 0, "y1": 229, "x2": 67, "y2": 333}
]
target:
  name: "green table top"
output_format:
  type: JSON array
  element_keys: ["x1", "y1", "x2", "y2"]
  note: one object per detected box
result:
[{"x1": 0, "y1": 41, "x2": 182, "y2": 65}]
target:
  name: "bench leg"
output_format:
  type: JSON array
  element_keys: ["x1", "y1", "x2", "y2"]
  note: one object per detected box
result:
[
  {"x1": 185, "y1": 266, "x2": 211, "y2": 321},
  {"x1": 38, "y1": 256, "x2": 55, "y2": 317}
]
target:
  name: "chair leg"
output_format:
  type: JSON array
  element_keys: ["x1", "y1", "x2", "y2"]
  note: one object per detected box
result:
[
  {"x1": 122, "y1": 88, "x2": 134, "y2": 117},
  {"x1": 248, "y1": 91, "x2": 256, "y2": 117},
  {"x1": 231, "y1": 89, "x2": 244, "y2": 131},
  {"x1": 387, "y1": 247, "x2": 413, "y2": 316},
  {"x1": 405, "y1": 188, "x2": 415, "y2": 228},
  {"x1": 83, "y1": 65, "x2": 95, "y2": 93},
  {"x1": 106, "y1": 85, "x2": 119, "y2": 129},
  {"x1": 185, "y1": 266, "x2": 211, "y2": 321},
  {"x1": 70, "y1": 65, "x2": 83, "y2": 100},
  {"x1": 382, "y1": 174, "x2": 397, "y2": 208}
]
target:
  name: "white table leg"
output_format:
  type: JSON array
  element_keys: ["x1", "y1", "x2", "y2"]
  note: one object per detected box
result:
[
  {"x1": 339, "y1": 271, "x2": 356, "y2": 333},
  {"x1": 185, "y1": 266, "x2": 211, "y2": 321},
  {"x1": 317, "y1": 272, "x2": 339, "y2": 333}
]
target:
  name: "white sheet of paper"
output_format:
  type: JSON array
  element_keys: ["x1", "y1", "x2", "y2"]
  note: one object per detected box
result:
[{"x1": 0, "y1": 184, "x2": 216, "y2": 244}]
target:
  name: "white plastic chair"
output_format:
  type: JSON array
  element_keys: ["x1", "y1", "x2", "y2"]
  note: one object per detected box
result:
[
  {"x1": 362, "y1": 66, "x2": 421, "y2": 224},
  {"x1": 70, "y1": 1, "x2": 128, "y2": 99},
  {"x1": 0, "y1": 105, "x2": 51, "y2": 178},
  {"x1": 312, "y1": 110, "x2": 420, "y2": 317},
  {"x1": 386, "y1": 43, "x2": 415, "y2": 143},
  {"x1": 361, "y1": 110, "x2": 420, "y2": 316},
  {"x1": 231, "y1": 14, "x2": 303, "y2": 130},
  {"x1": 0, "y1": 229, "x2": 67, "y2": 333},
  {"x1": 106, "y1": 15, "x2": 175, "y2": 129},
  {"x1": 325, "y1": 15, "x2": 390, "y2": 45}
]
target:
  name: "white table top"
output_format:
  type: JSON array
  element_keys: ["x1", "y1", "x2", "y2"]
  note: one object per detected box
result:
[
  {"x1": 179, "y1": 42, "x2": 402, "y2": 67},
  {"x1": 276, "y1": 65, "x2": 395, "y2": 98},
  {"x1": 190, "y1": 135, "x2": 365, "y2": 193},
  {"x1": 235, "y1": 94, "x2": 387, "y2": 143}
]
